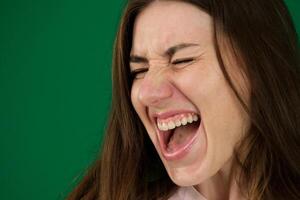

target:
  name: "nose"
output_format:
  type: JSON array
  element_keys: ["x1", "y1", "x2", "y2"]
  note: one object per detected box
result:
[{"x1": 137, "y1": 70, "x2": 173, "y2": 107}]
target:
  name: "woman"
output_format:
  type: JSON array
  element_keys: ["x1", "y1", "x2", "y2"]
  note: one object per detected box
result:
[{"x1": 68, "y1": 0, "x2": 300, "y2": 199}]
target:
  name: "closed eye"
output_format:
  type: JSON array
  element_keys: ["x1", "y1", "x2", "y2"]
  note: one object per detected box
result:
[
  {"x1": 130, "y1": 68, "x2": 148, "y2": 79},
  {"x1": 171, "y1": 58, "x2": 195, "y2": 65}
]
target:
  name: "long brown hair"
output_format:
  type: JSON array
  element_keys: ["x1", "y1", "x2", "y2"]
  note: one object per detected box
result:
[{"x1": 67, "y1": 0, "x2": 300, "y2": 199}]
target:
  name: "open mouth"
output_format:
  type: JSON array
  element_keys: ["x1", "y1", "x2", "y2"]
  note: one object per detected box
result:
[{"x1": 156, "y1": 112, "x2": 201, "y2": 160}]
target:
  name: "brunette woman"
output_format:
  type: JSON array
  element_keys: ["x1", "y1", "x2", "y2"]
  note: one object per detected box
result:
[{"x1": 68, "y1": 0, "x2": 300, "y2": 199}]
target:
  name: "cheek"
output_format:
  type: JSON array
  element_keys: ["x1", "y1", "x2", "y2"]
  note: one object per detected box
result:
[
  {"x1": 131, "y1": 82, "x2": 146, "y2": 118},
  {"x1": 131, "y1": 84, "x2": 146, "y2": 127},
  {"x1": 131, "y1": 84, "x2": 148, "y2": 125},
  {"x1": 204, "y1": 83, "x2": 247, "y2": 144},
  {"x1": 200, "y1": 78, "x2": 249, "y2": 175},
  {"x1": 131, "y1": 83, "x2": 158, "y2": 142},
  {"x1": 175, "y1": 62, "x2": 249, "y2": 169},
  {"x1": 130, "y1": 84, "x2": 139, "y2": 111}
]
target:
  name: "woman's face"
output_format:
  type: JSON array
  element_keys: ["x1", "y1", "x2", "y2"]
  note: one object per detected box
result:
[{"x1": 130, "y1": 1, "x2": 250, "y2": 186}]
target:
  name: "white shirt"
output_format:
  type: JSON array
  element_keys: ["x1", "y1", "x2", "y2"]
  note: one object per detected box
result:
[{"x1": 169, "y1": 186, "x2": 207, "y2": 200}]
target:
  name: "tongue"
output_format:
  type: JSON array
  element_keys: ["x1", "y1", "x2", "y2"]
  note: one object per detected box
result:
[{"x1": 167, "y1": 122, "x2": 199, "y2": 152}]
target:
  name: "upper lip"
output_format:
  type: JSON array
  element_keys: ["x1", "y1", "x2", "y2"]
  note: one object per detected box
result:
[{"x1": 150, "y1": 109, "x2": 200, "y2": 123}]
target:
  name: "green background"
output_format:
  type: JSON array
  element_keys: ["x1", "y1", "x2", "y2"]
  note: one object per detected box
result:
[{"x1": 0, "y1": 1, "x2": 299, "y2": 200}]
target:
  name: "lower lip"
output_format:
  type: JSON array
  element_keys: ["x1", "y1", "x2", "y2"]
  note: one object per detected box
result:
[{"x1": 158, "y1": 120, "x2": 202, "y2": 161}]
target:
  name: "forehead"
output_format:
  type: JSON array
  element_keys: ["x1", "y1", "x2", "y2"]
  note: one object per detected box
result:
[{"x1": 131, "y1": 1, "x2": 212, "y2": 56}]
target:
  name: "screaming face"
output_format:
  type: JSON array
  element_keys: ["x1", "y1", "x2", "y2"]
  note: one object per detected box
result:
[{"x1": 130, "y1": 1, "x2": 250, "y2": 186}]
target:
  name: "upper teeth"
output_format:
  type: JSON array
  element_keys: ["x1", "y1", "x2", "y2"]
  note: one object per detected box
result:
[{"x1": 157, "y1": 113, "x2": 199, "y2": 131}]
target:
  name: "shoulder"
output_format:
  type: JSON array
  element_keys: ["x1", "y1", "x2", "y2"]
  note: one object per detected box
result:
[{"x1": 168, "y1": 186, "x2": 207, "y2": 200}]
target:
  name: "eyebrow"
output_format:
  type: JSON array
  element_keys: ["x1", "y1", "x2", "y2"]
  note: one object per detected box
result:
[{"x1": 130, "y1": 43, "x2": 199, "y2": 64}]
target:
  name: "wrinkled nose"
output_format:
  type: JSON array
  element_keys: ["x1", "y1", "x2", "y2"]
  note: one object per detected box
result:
[{"x1": 137, "y1": 71, "x2": 173, "y2": 107}]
